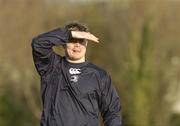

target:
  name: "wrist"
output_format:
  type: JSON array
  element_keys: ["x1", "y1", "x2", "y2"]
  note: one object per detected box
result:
[{"x1": 67, "y1": 29, "x2": 73, "y2": 41}]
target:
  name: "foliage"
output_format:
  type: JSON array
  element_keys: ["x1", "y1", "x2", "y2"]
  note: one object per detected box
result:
[{"x1": 0, "y1": 0, "x2": 180, "y2": 126}]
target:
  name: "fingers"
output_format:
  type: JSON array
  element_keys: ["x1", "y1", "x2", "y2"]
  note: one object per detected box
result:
[
  {"x1": 87, "y1": 33, "x2": 99, "y2": 43},
  {"x1": 71, "y1": 31, "x2": 99, "y2": 43}
]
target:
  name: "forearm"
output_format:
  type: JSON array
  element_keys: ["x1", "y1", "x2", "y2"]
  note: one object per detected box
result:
[
  {"x1": 102, "y1": 97, "x2": 122, "y2": 126},
  {"x1": 100, "y1": 75, "x2": 122, "y2": 126},
  {"x1": 31, "y1": 28, "x2": 71, "y2": 54},
  {"x1": 103, "y1": 108, "x2": 122, "y2": 126},
  {"x1": 31, "y1": 28, "x2": 71, "y2": 76}
]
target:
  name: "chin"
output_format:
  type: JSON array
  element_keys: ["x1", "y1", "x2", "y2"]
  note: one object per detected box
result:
[
  {"x1": 73, "y1": 58, "x2": 82, "y2": 60},
  {"x1": 71, "y1": 57, "x2": 82, "y2": 61}
]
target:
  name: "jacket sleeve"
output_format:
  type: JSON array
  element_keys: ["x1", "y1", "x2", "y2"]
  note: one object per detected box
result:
[
  {"x1": 99, "y1": 74, "x2": 122, "y2": 126},
  {"x1": 31, "y1": 28, "x2": 71, "y2": 76}
]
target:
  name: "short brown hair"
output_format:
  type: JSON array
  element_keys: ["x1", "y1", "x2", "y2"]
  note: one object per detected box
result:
[{"x1": 65, "y1": 21, "x2": 88, "y2": 32}]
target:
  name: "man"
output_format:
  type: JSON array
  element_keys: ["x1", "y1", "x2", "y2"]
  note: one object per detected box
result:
[{"x1": 32, "y1": 22, "x2": 122, "y2": 126}]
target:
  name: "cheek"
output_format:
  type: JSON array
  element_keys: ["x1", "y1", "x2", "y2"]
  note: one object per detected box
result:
[
  {"x1": 82, "y1": 48, "x2": 86, "y2": 54},
  {"x1": 66, "y1": 45, "x2": 73, "y2": 52},
  {"x1": 66, "y1": 43, "x2": 74, "y2": 48},
  {"x1": 64, "y1": 47, "x2": 72, "y2": 56},
  {"x1": 66, "y1": 48, "x2": 73, "y2": 55},
  {"x1": 66, "y1": 44, "x2": 73, "y2": 49}
]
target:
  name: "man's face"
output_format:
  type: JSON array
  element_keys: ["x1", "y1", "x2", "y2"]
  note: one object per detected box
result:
[{"x1": 65, "y1": 39, "x2": 87, "y2": 61}]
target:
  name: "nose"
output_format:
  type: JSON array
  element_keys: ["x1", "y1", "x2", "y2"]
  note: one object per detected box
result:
[{"x1": 74, "y1": 42, "x2": 80, "y2": 46}]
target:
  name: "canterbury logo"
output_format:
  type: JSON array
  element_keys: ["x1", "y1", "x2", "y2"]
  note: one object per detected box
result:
[{"x1": 69, "y1": 68, "x2": 81, "y2": 75}]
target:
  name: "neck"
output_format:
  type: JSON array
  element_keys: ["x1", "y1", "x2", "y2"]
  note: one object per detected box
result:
[{"x1": 66, "y1": 57, "x2": 85, "y2": 64}]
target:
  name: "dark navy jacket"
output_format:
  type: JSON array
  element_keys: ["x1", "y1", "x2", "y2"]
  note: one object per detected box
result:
[{"x1": 31, "y1": 28, "x2": 122, "y2": 126}]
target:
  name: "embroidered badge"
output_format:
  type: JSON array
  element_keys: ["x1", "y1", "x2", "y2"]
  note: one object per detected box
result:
[
  {"x1": 70, "y1": 75, "x2": 79, "y2": 83},
  {"x1": 69, "y1": 68, "x2": 81, "y2": 75}
]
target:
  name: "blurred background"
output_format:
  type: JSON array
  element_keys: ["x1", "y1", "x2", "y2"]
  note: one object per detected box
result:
[{"x1": 0, "y1": 0, "x2": 180, "y2": 126}]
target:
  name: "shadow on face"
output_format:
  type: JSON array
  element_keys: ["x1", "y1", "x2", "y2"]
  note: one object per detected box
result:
[{"x1": 68, "y1": 38, "x2": 88, "y2": 47}]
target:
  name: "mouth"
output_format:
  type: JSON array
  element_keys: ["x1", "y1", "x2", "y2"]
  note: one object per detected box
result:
[{"x1": 72, "y1": 49, "x2": 81, "y2": 53}]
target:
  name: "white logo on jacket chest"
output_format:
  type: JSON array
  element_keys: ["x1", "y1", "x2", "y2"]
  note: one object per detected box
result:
[{"x1": 69, "y1": 68, "x2": 81, "y2": 75}]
